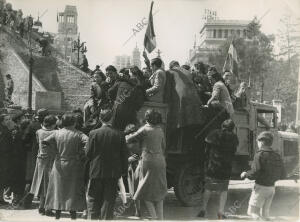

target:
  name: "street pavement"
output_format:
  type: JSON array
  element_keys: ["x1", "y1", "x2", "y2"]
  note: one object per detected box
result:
[{"x1": 0, "y1": 180, "x2": 298, "y2": 222}]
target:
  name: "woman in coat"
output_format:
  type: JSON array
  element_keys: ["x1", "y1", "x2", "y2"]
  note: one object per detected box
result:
[
  {"x1": 126, "y1": 110, "x2": 167, "y2": 220},
  {"x1": 197, "y1": 119, "x2": 239, "y2": 219},
  {"x1": 30, "y1": 115, "x2": 57, "y2": 216},
  {"x1": 44, "y1": 113, "x2": 88, "y2": 220}
]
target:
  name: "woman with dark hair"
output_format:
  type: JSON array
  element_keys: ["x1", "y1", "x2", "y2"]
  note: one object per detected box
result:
[
  {"x1": 0, "y1": 114, "x2": 14, "y2": 205},
  {"x1": 126, "y1": 110, "x2": 167, "y2": 220},
  {"x1": 197, "y1": 119, "x2": 239, "y2": 219},
  {"x1": 44, "y1": 113, "x2": 88, "y2": 220},
  {"x1": 207, "y1": 67, "x2": 234, "y2": 116},
  {"x1": 30, "y1": 115, "x2": 57, "y2": 216}
]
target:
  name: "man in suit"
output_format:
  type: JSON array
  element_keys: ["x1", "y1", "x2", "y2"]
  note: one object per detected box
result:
[
  {"x1": 86, "y1": 109, "x2": 128, "y2": 220},
  {"x1": 146, "y1": 58, "x2": 166, "y2": 103}
]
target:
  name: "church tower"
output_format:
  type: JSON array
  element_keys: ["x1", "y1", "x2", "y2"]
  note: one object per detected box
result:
[{"x1": 54, "y1": 5, "x2": 78, "y2": 62}]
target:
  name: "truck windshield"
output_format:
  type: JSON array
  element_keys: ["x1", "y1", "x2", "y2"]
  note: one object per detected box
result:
[{"x1": 257, "y1": 109, "x2": 276, "y2": 128}]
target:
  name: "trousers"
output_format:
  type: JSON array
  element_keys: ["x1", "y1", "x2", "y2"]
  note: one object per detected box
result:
[{"x1": 86, "y1": 178, "x2": 118, "y2": 220}]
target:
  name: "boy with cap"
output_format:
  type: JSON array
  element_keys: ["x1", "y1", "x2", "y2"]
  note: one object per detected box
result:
[{"x1": 241, "y1": 131, "x2": 286, "y2": 220}]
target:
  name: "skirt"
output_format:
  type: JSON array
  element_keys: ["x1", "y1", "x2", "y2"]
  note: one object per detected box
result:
[
  {"x1": 133, "y1": 154, "x2": 167, "y2": 202},
  {"x1": 204, "y1": 176, "x2": 229, "y2": 191}
]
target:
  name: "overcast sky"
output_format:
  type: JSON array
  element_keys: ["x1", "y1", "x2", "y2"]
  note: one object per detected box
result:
[{"x1": 8, "y1": 0, "x2": 300, "y2": 68}]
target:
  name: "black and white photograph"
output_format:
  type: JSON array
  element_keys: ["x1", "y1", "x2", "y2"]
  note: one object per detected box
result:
[{"x1": 0, "y1": 0, "x2": 299, "y2": 221}]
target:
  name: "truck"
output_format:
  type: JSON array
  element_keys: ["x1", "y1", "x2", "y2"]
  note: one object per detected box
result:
[{"x1": 137, "y1": 100, "x2": 299, "y2": 207}]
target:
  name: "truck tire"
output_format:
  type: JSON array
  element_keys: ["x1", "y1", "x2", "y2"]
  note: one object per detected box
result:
[{"x1": 174, "y1": 163, "x2": 204, "y2": 207}]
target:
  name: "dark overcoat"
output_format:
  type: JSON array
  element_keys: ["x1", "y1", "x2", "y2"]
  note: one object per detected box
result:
[
  {"x1": 86, "y1": 125, "x2": 128, "y2": 179},
  {"x1": 108, "y1": 78, "x2": 145, "y2": 131},
  {"x1": 205, "y1": 129, "x2": 239, "y2": 180},
  {"x1": 44, "y1": 128, "x2": 88, "y2": 211},
  {"x1": 0, "y1": 124, "x2": 13, "y2": 188}
]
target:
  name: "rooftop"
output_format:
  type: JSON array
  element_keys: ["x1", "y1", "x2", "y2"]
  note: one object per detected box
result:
[
  {"x1": 64, "y1": 5, "x2": 77, "y2": 15},
  {"x1": 200, "y1": 19, "x2": 251, "y2": 33}
]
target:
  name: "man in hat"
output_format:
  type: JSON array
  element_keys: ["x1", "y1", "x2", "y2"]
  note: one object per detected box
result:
[
  {"x1": 5, "y1": 74, "x2": 14, "y2": 104},
  {"x1": 241, "y1": 131, "x2": 286, "y2": 220},
  {"x1": 86, "y1": 109, "x2": 128, "y2": 220}
]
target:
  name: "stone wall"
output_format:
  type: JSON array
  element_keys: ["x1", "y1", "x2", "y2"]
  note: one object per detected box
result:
[
  {"x1": 0, "y1": 27, "x2": 92, "y2": 111},
  {"x1": 0, "y1": 46, "x2": 46, "y2": 109}
]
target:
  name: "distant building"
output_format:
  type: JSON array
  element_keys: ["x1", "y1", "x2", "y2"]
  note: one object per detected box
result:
[
  {"x1": 131, "y1": 45, "x2": 141, "y2": 68},
  {"x1": 54, "y1": 5, "x2": 80, "y2": 63},
  {"x1": 189, "y1": 15, "x2": 250, "y2": 66},
  {"x1": 114, "y1": 46, "x2": 142, "y2": 71},
  {"x1": 114, "y1": 55, "x2": 131, "y2": 71}
]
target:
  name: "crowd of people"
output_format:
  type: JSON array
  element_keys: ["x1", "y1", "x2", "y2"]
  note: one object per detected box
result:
[{"x1": 0, "y1": 53, "x2": 287, "y2": 221}]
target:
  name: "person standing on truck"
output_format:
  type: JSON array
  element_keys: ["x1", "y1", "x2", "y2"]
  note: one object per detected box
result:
[
  {"x1": 206, "y1": 67, "x2": 234, "y2": 117},
  {"x1": 146, "y1": 58, "x2": 166, "y2": 103},
  {"x1": 197, "y1": 119, "x2": 239, "y2": 219},
  {"x1": 241, "y1": 131, "x2": 286, "y2": 220}
]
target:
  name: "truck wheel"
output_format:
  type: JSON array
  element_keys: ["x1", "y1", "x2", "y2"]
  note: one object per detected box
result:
[{"x1": 174, "y1": 163, "x2": 204, "y2": 207}]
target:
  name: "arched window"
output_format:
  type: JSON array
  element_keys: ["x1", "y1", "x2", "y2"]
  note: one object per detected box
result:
[{"x1": 213, "y1": 29, "x2": 217, "y2": 38}]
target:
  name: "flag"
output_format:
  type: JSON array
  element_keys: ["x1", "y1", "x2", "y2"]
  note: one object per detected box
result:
[
  {"x1": 223, "y1": 42, "x2": 239, "y2": 79},
  {"x1": 144, "y1": 1, "x2": 156, "y2": 53}
]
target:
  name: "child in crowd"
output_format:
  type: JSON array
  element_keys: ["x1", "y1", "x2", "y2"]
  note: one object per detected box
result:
[{"x1": 241, "y1": 131, "x2": 286, "y2": 220}]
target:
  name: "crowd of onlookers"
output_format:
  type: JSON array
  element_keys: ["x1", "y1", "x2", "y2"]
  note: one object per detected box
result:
[
  {"x1": 0, "y1": 3, "x2": 291, "y2": 221},
  {"x1": 0, "y1": 53, "x2": 289, "y2": 221}
]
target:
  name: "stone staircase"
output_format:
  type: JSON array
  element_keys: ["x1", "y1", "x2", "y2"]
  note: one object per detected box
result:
[
  {"x1": 0, "y1": 26, "x2": 92, "y2": 111},
  {"x1": 56, "y1": 57, "x2": 92, "y2": 110}
]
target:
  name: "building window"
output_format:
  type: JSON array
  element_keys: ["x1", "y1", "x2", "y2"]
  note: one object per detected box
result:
[
  {"x1": 67, "y1": 16, "x2": 75, "y2": 23},
  {"x1": 224, "y1": 29, "x2": 228, "y2": 38},
  {"x1": 237, "y1": 30, "x2": 241, "y2": 37},
  {"x1": 231, "y1": 29, "x2": 235, "y2": 36},
  {"x1": 243, "y1": 29, "x2": 247, "y2": 38},
  {"x1": 218, "y1": 29, "x2": 222, "y2": 38},
  {"x1": 213, "y1": 29, "x2": 216, "y2": 38},
  {"x1": 59, "y1": 15, "x2": 64, "y2": 23}
]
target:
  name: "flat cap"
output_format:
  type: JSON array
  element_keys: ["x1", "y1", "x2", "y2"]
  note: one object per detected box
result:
[{"x1": 257, "y1": 131, "x2": 273, "y2": 142}]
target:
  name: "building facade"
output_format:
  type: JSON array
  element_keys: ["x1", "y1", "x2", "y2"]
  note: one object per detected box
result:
[
  {"x1": 114, "y1": 46, "x2": 142, "y2": 71},
  {"x1": 131, "y1": 45, "x2": 141, "y2": 68},
  {"x1": 189, "y1": 18, "x2": 250, "y2": 66},
  {"x1": 54, "y1": 5, "x2": 79, "y2": 63},
  {"x1": 114, "y1": 55, "x2": 131, "y2": 71}
]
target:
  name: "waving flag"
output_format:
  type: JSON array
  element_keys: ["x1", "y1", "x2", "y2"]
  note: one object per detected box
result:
[
  {"x1": 223, "y1": 42, "x2": 239, "y2": 79},
  {"x1": 144, "y1": 1, "x2": 156, "y2": 53}
]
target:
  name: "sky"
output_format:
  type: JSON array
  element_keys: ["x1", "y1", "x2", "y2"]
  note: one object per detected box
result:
[{"x1": 8, "y1": 0, "x2": 300, "y2": 69}]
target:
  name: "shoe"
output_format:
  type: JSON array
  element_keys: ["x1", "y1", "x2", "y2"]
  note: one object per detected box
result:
[
  {"x1": 45, "y1": 210, "x2": 55, "y2": 217},
  {"x1": 70, "y1": 211, "x2": 76, "y2": 220},
  {"x1": 217, "y1": 212, "x2": 227, "y2": 219},
  {"x1": 39, "y1": 208, "x2": 45, "y2": 215},
  {"x1": 55, "y1": 210, "x2": 61, "y2": 220},
  {"x1": 197, "y1": 210, "x2": 205, "y2": 217}
]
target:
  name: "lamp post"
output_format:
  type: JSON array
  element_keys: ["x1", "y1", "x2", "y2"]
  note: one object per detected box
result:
[
  {"x1": 27, "y1": 19, "x2": 34, "y2": 113},
  {"x1": 72, "y1": 33, "x2": 87, "y2": 66}
]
